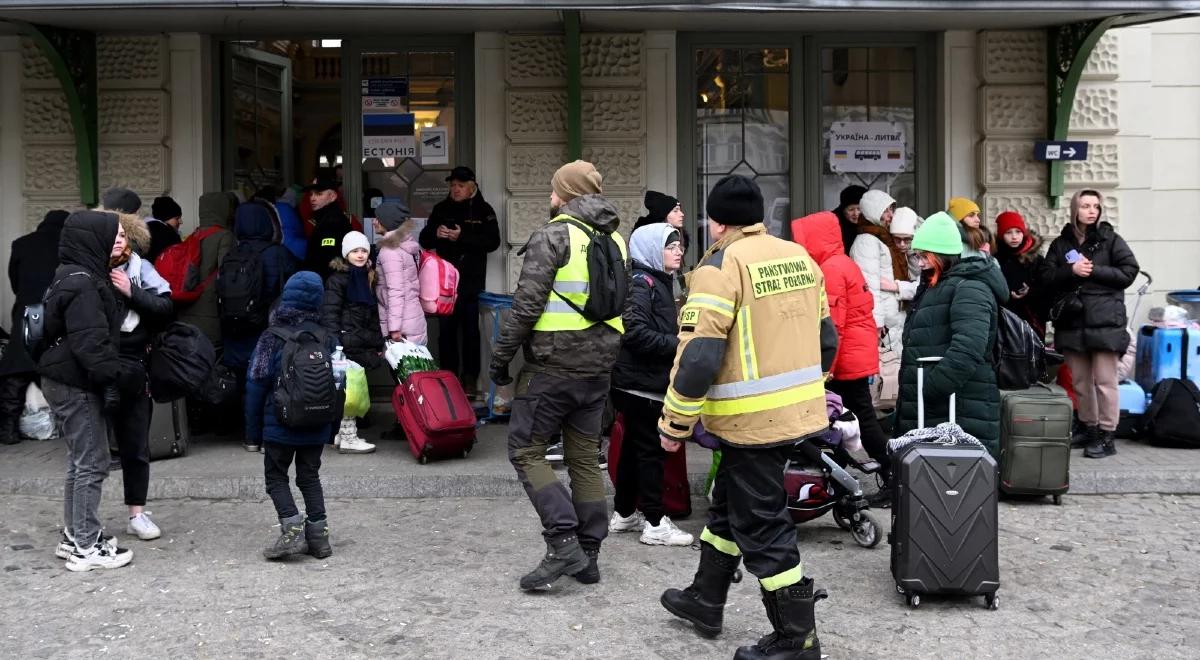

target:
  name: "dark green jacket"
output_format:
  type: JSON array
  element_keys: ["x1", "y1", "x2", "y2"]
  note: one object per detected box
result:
[{"x1": 895, "y1": 257, "x2": 1009, "y2": 458}]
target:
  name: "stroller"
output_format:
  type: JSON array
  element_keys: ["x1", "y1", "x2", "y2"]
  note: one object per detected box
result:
[{"x1": 783, "y1": 391, "x2": 883, "y2": 548}]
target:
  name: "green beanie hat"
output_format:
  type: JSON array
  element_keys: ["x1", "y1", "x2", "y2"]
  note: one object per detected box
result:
[{"x1": 912, "y1": 212, "x2": 963, "y2": 255}]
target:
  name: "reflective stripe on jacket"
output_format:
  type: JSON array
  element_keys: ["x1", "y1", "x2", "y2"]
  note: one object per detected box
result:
[
  {"x1": 659, "y1": 223, "x2": 835, "y2": 448},
  {"x1": 533, "y1": 214, "x2": 627, "y2": 334}
]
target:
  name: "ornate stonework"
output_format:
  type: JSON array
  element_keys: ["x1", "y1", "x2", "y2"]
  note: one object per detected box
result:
[
  {"x1": 1069, "y1": 85, "x2": 1119, "y2": 135},
  {"x1": 20, "y1": 38, "x2": 56, "y2": 87},
  {"x1": 24, "y1": 146, "x2": 80, "y2": 196},
  {"x1": 97, "y1": 36, "x2": 166, "y2": 87},
  {"x1": 99, "y1": 91, "x2": 169, "y2": 141},
  {"x1": 607, "y1": 197, "x2": 644, "y2": 239},
  {"x1": 582, "y1": 143, "x2": 645, "y2": 194},
  {"x1": 582, "y1": 90, "x2": 645, "y2": 139},
  {"x1": 98, "y1": 145, "x2": 169, "y2": 195},
  {"x1": 506, "y1": 144, "x2": 568, "y2": 193},
  {"x1": 507, "y1": 251, "x2": 526, "y2": 294},
  {"x1": 980, "y1": 31, "x2": 1046, "y2": 84},
  {"x1": 1063, "y1": 141, "x2": 1119, "y2": 188},
  {"x1": 505, "y1": 35, "x2": 566, "y2": 87},
  {"x1": 982, "y1": 191, "x2": 1120, "y2": 240},
  {"x1": 24, "y1": 200, "x2": 82, "y2": 233},
  {"x1": 506, "y1": 91, "x2": 567, "y2": 143},
  {"x1": 505, "y1": 198, "x2": 551, "y2": 244},
  {"x1": 1083, "y1": 31, "x2": 1120, "y2": 80},
  {"x1": 980, "y1": 85, "x2": 1046, "y2": 137},
  {"x1": 581, "y1": 34, "x2": 644, "y2": 86},
  {"x1": 980, "y1": 139, "x2": 1046, "y2": 189},
  {"x1": 22, "y1": 91, "x2": 73, "y2": 141}
]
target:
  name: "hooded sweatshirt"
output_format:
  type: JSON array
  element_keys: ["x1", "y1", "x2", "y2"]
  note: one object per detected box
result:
[
  {"x1": 612, "y1": 223, "x2": 680, "y2": 394},
  {"x1": 795, "y1": 212, "x2": 878, "y2": 381},
  {"x1": 492, "y1": 194, "x2": 627, "y2": 378},
  {"x1": 177, "y1": 192, "x2": 237, "y2": 348}
]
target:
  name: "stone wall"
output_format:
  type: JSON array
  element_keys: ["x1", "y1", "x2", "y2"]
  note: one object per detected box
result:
[
  {"x1": 21, "y1": 36, "x2": 171, "y2": 229},
  {"x1": 502, "y1": 33, "x2": 648, "y2": 291}
]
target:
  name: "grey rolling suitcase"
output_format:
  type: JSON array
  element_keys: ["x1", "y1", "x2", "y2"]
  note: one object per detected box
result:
[
  {"x1": 889, "y1": 358, "x2": 1000, "y2": 610},
  {"x1": 148, "y1": 399, "x2": 189, "y2": 461}
]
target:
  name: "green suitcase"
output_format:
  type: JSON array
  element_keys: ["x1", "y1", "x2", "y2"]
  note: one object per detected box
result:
[{"x1": 999, "y1": 384, "x2": 1072, "y2": 504}]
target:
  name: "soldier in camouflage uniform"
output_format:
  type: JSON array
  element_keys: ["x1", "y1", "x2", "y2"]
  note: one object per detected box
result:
[{"x1": 489, "y1": 160, "x2": 628, "y2": 591}]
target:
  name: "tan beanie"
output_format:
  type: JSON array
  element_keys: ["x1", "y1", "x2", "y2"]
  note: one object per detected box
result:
[{"x1": 551, "y1": 160, "x2": 603, "y2": 203}]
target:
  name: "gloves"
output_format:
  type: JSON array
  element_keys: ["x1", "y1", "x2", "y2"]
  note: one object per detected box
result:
[
  {"x1": 102, "y1": 384, "x2": 122, "y2": 415},
  {"x1": 489, "y1": 362, "x2": 513, "y2": 386}
]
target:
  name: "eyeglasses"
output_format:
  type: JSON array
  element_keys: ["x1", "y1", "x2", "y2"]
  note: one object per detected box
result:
[
  {"x1": 893, "y1": 237, "x2": 913, "y2": 245},
  {"x1": 665, "y1": 244, "x2": 685, "y2": 253}
]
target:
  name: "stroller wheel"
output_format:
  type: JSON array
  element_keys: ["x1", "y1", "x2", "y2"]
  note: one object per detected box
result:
[
  {"x1": 851, "y1": 512, "x2": 881, "y2": 548},
  {"x1": 832, "y1": 508, "x2": 852, "y2": 531}
]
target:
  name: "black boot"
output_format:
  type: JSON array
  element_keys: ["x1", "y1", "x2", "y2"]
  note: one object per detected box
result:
[
  {"x1": 1101, "y1": 429, "x2": 1117, "y2": 456},
  {"x1": 1070, "y1": 420, "x2": 1091, "y2": 448},
  {"x1": 734, "y1": 578, "x2": 827, "y2": 660},
  {"x1": 306, "y1": 519, "x2": 332, "y2": 559},
  {"x1": 574, "y1": 547, "x2": 600, "y2": 584},
  {"x1": 866, "y1": 467, "x2": 892, "y2": 508},
  {"x1": 519, "y1": 534, "x2": 590, "y2": 591},
  {"x1": 1083, "y1": 425, "x2": 1108, "y2": 459},
  {"x1": 660, "y1": 541, "x2": 741, "y2": 637}
]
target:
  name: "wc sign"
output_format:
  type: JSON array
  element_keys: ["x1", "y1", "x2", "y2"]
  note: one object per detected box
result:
[{"x1": 828, "y1": 121, "x2": 907, "y2": 174}]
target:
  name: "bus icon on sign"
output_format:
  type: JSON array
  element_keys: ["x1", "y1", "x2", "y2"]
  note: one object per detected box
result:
[{"x1": 855, "y1": 149, "x2": 882, "y2": 161}]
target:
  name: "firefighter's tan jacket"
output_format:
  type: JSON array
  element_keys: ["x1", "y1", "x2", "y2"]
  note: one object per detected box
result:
[{"x1": 658, "y1": 223, "x2": 838, "y2": 447}]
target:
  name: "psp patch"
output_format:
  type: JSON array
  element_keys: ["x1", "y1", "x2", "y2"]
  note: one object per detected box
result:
[
  {"x1": 321, "y1": 238, "x2": 336, "y2": 247},
  {"x1": 747, "y1": 257, "x2": 817, "y2": 298}
]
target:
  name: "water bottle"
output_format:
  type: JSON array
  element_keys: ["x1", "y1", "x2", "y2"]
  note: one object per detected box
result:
[{"x1": 331, "y1": 345, "x2": 348, "y2": 391}]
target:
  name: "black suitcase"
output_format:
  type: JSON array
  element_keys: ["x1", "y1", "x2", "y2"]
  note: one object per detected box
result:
[
  {"x1": 889, "y1": 357, "x2": 1000, "y2": 610},
  {"x1": 149, "y1": 399, "x2": 189, "y2": 461}
]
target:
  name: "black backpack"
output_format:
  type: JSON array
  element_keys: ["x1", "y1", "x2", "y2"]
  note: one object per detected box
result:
[
  {"x1": 217, "y1": 244, "x2": 268, "y2": 331},
  {"x1": 1144, "y1": 378, "x2": 1200, "y2": 448},
  {"x1": 993, "y1": 306, "x2": 1046, "y2": 389},
  {"x1": 148, "y1": 322, "x2": 217, "y2": 402},
  {"x1": 551, "y1": 217, "x2": 627, "y2": 323},
  {"x1": 25, "y1": 271, "x2": 92, "y2": 362},
  {"x1": 269, "y1": 325, "x2": 338, "y2": 428}
]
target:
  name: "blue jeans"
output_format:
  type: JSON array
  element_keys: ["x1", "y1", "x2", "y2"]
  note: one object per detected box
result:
[{"x1": 43, "y1": 378, "x2": 111, "y2": 551}]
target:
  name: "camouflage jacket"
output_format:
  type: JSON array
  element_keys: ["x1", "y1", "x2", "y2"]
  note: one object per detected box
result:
[{"x1": 491, "y1": 195, "x2": 626, "y2": 379}]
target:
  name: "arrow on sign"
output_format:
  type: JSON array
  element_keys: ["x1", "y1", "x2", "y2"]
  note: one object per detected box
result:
[{"x1": 1063, "y1": 148, "x2": 1076, "y2": 158}]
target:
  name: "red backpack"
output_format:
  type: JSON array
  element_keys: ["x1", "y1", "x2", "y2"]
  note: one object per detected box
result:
[{"x1": 156, "y1": 226, "x2": 223, "y2": 304}]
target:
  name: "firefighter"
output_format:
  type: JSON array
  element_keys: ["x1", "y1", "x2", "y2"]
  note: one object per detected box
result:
[
  {"x1": 489, "y1": 160, "x2": 629, "y2": 591},
  {"x1": 658, "y1": 175, "x2": 838, "y2": 660}
]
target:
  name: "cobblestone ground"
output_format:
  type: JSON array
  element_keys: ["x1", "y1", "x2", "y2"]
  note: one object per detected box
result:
[{"x1": 2, "y1": 494, "x2": 1197, "y2": 659}]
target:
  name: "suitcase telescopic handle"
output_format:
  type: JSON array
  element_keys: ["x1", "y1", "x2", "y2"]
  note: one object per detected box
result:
[{"x1": 916, "y1": 356, "x2": 955, "y2": 429}]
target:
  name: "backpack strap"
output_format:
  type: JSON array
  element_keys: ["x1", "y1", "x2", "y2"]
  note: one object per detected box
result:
[{"x1": 1144, "y1": 379, "x2": 1175, "y2": 424}]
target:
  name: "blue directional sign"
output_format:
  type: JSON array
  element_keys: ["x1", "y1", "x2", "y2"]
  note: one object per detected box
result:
[{"x1": 1034, "y1": 140, "x2": 1089, "y2": 161}]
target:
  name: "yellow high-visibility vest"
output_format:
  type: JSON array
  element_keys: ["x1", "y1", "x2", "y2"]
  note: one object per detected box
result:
[{"x1": 532, "y1": 214, "x2": 626, "y2": 333}]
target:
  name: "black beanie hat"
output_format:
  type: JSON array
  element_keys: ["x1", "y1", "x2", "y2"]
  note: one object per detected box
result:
[
  {"x1": 838, "y1": 185, "x2": 867, "y2": 209},
  {"x1": 151, "y1": 195, "x2": 182, "y2": 220},
  {"x1": 102, "y1": 187, "x2": 142, "y2": 214},
  {"x1": 642, "y1": 190, "x2": 678, "y2": 224},
  {"x1": 705, "y1": 175, "x2": 763, "y2": 226}
]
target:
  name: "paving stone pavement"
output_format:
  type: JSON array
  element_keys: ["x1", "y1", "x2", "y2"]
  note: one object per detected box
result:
[{"x1": 2, "y1": 493, "x2": 1197, "y2": 659}]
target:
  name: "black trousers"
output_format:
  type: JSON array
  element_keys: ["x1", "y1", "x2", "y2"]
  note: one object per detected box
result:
[
  {"x1": 438, "y1": 290, "x2": 481, "y2": 386},
  {"x1": 263, "y1": 442, "x2": 326, "y2": 522},
  {"x1": 707, "y1": 443, "x2": 801, "y2": 585},
  {"x1": 109, "y1": 391, "x2": 151, "y2": 506},
  {"x1": 0, "y1": 372, "x2": 34, "y2": 440},
  {"x1": 610, "y1": 390, "x2": 667, "y2": 526},
  {"x1": 827, "y1": 377, "x2": 890, "y2": 472}
]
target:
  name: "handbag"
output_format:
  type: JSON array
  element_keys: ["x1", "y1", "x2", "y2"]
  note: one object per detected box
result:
[{"x1": 1049, "y1": 287, "x2": 1083, "y2": 323}]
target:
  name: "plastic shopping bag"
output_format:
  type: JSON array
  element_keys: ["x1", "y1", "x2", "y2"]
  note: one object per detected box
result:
[
  {"x1": 385, "y1": 340, "x2": 437, "y2": 381},
  {"x1": 343, "y1": 362, "x2": 370, "y2": 419},
  {"x1": 19, "y1": 382, "x2": 56, "y2": 440}
]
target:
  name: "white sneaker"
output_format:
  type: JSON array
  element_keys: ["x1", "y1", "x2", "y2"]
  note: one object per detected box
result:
[
  {"x1": 65, "y1": 541, "x2": 133, "y2": 572},
  {"x1": 545, "y1": 442, "x2": 564, "y2": 462},
  {"x1": 56, "y1": 529, "x2": 117, "y2": 560},
  {"x1": 608, "y1": 510, "x2": 646, "y2": 533},
  {"x1": 127, "y1": 512, "x2": 162, "y2": 540},
  {"x1": 338, "y1": 436, "x2": 376, "y2": 454},
  {"x1": 640, "y1": 517, "x2": 695, "y2": 547}
]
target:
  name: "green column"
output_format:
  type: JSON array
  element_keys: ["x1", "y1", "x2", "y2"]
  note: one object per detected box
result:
[{"x1": 565, "y1": 10, "x2": 582, "y2": 161}]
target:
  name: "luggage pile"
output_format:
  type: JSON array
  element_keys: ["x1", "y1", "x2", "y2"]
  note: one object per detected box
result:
[{"x1": 1125, "y1": 293, "x2": 1200, "y2": 448}]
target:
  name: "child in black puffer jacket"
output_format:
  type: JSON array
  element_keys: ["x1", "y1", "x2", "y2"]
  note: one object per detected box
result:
[{"x1": 321, "y1": 231, "x2": 383, "y2": 455}]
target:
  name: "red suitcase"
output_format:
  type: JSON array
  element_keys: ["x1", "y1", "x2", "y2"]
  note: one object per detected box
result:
[
  {"x1": 392, "y1": 370, "x2": 476, "y2": 464},
  {"x1": 607, "y1": 413, "x2": 692, "y2": 518}
]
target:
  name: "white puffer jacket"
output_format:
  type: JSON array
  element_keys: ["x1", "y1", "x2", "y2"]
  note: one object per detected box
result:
[{"x1": 849, "y1": 191, "x2": 904, "y2": 357}]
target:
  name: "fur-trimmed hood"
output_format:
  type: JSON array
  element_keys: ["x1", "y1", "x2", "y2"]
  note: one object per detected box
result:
[
  {"x1": 99, "y1": 210, "x2": 152, "y2": 257},
  {"x1": 377, "y1": 225, "x2": 419, "y2": 254},
  {"x1": 249, "y1": 304, "x2": 322, "y2": 380}
]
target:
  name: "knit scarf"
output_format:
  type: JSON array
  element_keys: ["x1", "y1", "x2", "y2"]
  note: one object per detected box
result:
[
  {"x1": 858, "y1": 223, "x2": 909, "y2": 282},
  {"x1": 346, "y1": 264, "x2": 374, "y2": 305}
]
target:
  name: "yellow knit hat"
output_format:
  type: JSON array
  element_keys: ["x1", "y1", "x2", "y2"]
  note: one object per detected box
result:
[{"x1": 947, "y1": 197, "x2": 981, "y2": 222}]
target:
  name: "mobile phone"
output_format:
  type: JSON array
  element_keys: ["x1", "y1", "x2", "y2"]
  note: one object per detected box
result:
[{"x1": 1065, "y1": 249, "x2": 1081, "y2": 264}]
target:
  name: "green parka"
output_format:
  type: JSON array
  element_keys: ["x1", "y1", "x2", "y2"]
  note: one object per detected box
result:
[{"x1": 895, "y1": 257, "x2": 1009, "y2": 458}]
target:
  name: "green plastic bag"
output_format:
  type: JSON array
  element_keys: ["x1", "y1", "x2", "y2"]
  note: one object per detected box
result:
[{"x1": 343, "y1": 363, "x2": 370, "y2": 418}]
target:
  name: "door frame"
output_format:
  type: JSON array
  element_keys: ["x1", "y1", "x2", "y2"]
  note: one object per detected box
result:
[{"x1": 220, "y1": 44, "x2": 294, "y2": 194}]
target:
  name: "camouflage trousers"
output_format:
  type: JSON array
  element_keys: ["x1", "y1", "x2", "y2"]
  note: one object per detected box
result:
[{"x1": 508, "y1": 371, "x2": 610, "y2": 549}]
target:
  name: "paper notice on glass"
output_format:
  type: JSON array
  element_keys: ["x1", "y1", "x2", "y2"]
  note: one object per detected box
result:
[
  {"x1": 420, "y1": 126, "x2": 449, "y2": 166},
  {"x1": 828, "y1": 121, "x2": 906, "y2": 174}
]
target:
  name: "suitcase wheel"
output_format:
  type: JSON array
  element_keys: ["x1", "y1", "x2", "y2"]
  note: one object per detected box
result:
[
  {"x1": 906, "y1": 593, "x2": 921, "y2": 609},
  {"x1": 985, "y1": 593, "x2": 999, "y2": 610},
  {"x1": 1053, "y1": 495, "x2": 1063, "y2": 506}
]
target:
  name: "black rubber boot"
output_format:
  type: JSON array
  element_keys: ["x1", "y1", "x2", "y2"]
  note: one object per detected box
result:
[
  {"x1": 263, "y1": 514, "x2": 308, "y2": 560},
  {"x1": 519, "y1": 534, "x2": 590, "y2": 590},
  {"x1": 1083, "y1": 425, "x2": 1108, "y2": 459},
  {"x1": 1101, "y1": 429, "x2": 1117, "y2": 456},
  {"x1": 734, "y1": 578, "x2": 827, "y2": 660},
  {"x1": 305, "y1": 519, "x2": 332, "y2": 559},
  {"x1": 660, "y1": 541, "x2": 742, "y2": 637},
  {"x1": 574, "y1": 548, "x2": 600, "y2": 584}
]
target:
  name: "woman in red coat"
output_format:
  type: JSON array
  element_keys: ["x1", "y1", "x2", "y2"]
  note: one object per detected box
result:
[{"x1": 793, "y1": 212, "x2": 892, "y2": 505}]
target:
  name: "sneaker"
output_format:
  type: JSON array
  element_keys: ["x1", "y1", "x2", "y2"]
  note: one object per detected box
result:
[
  {"x1": 597, "y1": 451, "x2": 608, "y2": 470},
  {"x1": 640, "y1": 517, "x2": 694, "y2": 547},
  {"x1": 55, "y1": 529, "x2": 117, "y2": 560},
  {"x1": 338, "y1": 436, "x2": 377, "y2": 454},
  {"x1": 609, "y1": 510, "x2": 646, "y2": 533},
  {"x1": 244, "y1": 443, "x2": 261, "y2": 452},
  {"x1": 65, "y1": 541, "x2": 133, "y2": 572},
  {"x1": 545, "y1": 442, "x2": 564, "y2": 462},
  {"x1": 127, "y1": 512, "x2": 162, "y2": 540}
]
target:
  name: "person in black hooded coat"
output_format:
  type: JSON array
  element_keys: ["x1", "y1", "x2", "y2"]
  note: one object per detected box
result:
[
  {"x1": 834, "y1": 184, "x2": 867, "y2": 254},
  {"x1": 39, "y1": 211, "x2": 139, "y2": 569},
  {"x1": 0, "y1": 210, "x2": 67, "y2": 444}
]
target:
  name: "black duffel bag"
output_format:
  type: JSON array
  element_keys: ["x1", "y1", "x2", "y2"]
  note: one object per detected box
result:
[{"x1": 148, "y1": 322, "x2": 216, "y2": 403}]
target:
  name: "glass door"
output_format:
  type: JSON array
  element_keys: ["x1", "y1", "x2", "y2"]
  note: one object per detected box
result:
[{"x1": 223, "y1": 44, "x2": 292, "y2": 198}]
